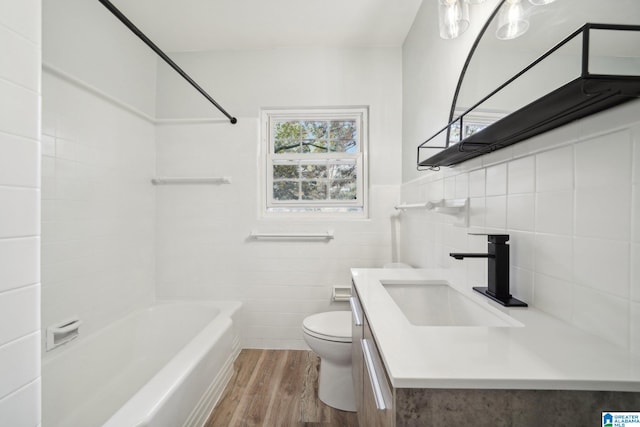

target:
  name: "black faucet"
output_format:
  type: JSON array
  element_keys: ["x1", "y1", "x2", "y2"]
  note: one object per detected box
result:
[{"x1": 450, "y1": 234, "x2": 527, "y2": 307}]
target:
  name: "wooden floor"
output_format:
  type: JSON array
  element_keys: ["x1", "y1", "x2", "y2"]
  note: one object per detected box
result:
[{"x1": 205, "y1": 349, "x2": 359, "y2": 427}]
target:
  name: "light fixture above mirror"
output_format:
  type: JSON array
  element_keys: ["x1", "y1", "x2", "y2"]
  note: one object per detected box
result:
[
  {"x1": 438, "y1": 0, "x2": 470, "y2": 39},
  {"x1": 496, "y1": 0, "x2": 529, "y2": 40},
  {"x1": 439, "y1": 0, "x2": 558, "y2": 40}
]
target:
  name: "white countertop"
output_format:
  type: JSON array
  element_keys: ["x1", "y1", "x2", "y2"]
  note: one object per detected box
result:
[{"x1": 351, "y1": 268, "x2": 640, "y2": 391}]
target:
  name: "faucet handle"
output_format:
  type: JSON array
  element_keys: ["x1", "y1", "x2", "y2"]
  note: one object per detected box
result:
[{"x1": 469, "y1": 233, "x2": 509, "y2": 244}]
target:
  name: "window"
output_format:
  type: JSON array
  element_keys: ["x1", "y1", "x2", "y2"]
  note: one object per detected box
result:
[{"x1": 261, "y1": 107, "x2": 368, "y2": 216}]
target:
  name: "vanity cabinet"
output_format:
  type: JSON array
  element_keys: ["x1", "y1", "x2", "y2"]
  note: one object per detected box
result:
[{"x1": 351, "y1": 281, "x2": 640, "y2": 427}]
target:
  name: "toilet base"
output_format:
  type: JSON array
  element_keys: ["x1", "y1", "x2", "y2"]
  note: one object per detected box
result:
[{"x1": 318, "y1": 359, "x2": 356, "y2": 412}]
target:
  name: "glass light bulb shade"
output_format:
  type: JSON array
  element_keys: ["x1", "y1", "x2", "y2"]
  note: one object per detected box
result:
[
  {"x1": 438, "y1": 0, "x2": 470, "y2": 39},
  {"x1": 495, "y1": 0, "x2": 529, "y2": 40},
  {"x1": 528, "y1": 0, "x2": 556, "y2": 4}
]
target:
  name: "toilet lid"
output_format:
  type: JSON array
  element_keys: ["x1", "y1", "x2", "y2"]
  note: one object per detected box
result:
[{"x1": 303, "y1": 311, "x2": 352, "y2": 343}]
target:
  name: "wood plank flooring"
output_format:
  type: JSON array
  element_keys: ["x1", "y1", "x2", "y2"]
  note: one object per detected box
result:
[{"x1": 205, "y1": 349, "x2": 359, "y2": 427}]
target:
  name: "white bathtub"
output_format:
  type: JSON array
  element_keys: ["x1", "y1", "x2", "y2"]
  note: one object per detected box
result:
[{"x1": 42, "y1": 300, "x2": 242, "y2": 427}]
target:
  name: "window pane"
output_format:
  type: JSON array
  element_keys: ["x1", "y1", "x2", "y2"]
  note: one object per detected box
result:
[
  {"x1": 328, "y1": 163, "x2": 356, "y2": 180},
  {"x1": 273, "y1": 181, "x2": 299, "y2": 200},
  {"x1": 303, "y1": 121, "x2": 329, "y2": 153},
  {"x1": 328, "y1": 120, "x2": 357, "y2": 153},
  {"x1": 301, "y1": 181, "x2": 327, "y2": 200},
  {"x1": 274, "y1": 121, "x2": 302, "y2": 154},
  {"x1": 273, "y1": 164, "x2": 299, "y2": 179},
  {"x1": 328, "y1": 139, "x2": 357, "y2": 153},
  {"x1": 330, "y1": 180, "x2": 357, "y2": 200},
  {"x1": 303, "y1": 121, "x2": 328, "y2": 139},
  {"x1": 300, "y1": 164, "x2": 327, "y2": 179}
]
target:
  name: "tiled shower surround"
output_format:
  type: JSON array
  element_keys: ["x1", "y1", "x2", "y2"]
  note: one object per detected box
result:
[
  {"x1": 0, "y1": 0, "x2": 41, "y2": 423},
  {"x1": 399, "y1": 100, "x2": 640, "y2": 353}
]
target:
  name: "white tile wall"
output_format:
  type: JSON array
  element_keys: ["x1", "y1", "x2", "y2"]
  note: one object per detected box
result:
[
  {"x1": 0, "y1": 1, "x2": 41, "y2": 424},
  {"x1": 535, "y1": 146, "x2": 574, "y2": 192},
  {"x1": 154, "y1": 119, "x2": 398, "y2": 349},
  {"x1": 153, "y1": 46, "x2": 402, "y2": 349},
  {"x1": 400, "y1": 100, "x2": 640, "y2": 353},
  {"x1": 507, "y1": 157, "x2": 535, "y2": 194},
  {"x1": 40, "y1": 71, "x2": 156, "y2": 352}
]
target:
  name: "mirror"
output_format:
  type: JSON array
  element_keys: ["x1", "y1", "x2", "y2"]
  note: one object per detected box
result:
[{"x1": 418, "y1": 0, "x2": 640, "y2": 168}]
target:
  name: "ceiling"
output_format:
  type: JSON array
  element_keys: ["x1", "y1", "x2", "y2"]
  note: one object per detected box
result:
[{"x1": 110, "y1": 0, "x2": 424, "y2": 52}]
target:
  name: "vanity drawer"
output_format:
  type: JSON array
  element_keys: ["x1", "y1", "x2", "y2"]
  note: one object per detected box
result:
[{"x1": 362, "y1": 317, "x2": 394, "y2": 427}]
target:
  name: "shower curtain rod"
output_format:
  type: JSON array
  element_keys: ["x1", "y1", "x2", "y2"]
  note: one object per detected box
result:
[{"x1": 97, "y1": 0, "x2": 237, "y2": 124}]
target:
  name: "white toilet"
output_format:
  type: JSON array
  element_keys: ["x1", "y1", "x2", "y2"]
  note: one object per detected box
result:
[{"x1": 302, "y1": 311, "x2": 355, "y2": 412}]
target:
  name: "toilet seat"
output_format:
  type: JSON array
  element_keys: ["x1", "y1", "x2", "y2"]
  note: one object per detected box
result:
[{"x1": 302, "y1": 311, "x2": 352, "y2": 343}]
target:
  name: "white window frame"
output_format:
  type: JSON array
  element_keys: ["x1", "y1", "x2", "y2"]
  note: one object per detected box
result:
[{"x1": 260, "y1": 107, "x2": 369, "y2": 218}]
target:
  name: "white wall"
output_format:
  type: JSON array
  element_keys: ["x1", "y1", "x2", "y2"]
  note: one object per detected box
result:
[
  {"x1": 400, "y1": 0, "x2": 640, "y2": 353},
  {"x1": 0, "y1": 0, "x2": 42, "y2": 425},
  {"x1": 41, "y1": 0, "x2": 157, "y2": 354},
  {"x1": 154, "y1": 47, "x2": 403, "y2": 348}
]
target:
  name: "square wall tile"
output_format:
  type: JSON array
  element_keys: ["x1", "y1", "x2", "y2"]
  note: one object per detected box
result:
[
  {"x1": 486, "y1": 164, "x2": 507, "y2": 196},
  {"x1": 0, "y1": 24, "x2": 40, "y2": 92},
  {"x1": 0, "y1": 80, "x2": 39, "y2": 141},
  {"x1": 468, "y1": 197, "x2": 485, "y2": 228},
  {"x1": 533, "y1": 273, "x2": 573, "y2": 323},
  {"x1": 507, "y1": 193, "x2": 535, "y2": 232},
  {"x1": 455, "y1": 173, "x2": 469, "y2": 199},
  {"x1": 574, "y1": 237, "x2": 629, "y2": 298},
  {"x1": 572, "y1": 285, "x2": 629, "y2": 349},
  {"x1": 511, "y1": 267, "x2": 533, "y2": 305},
  {"x1": 444, "y1": 176, "x2": 456, "y2": 199},
  {"x1": 508, "y1": 156, "x2": 535, "y2": 194},
  {"x1": 0, "y1": 285, "x2": 39, "y2": 347},
  {"x1": 510, "y1": 231, "x2": 535, "y2": 271},
  {"x1": 0, "y1": 135, "x2": 38, "y2": 188},
  {"x1": 535, "y1": 191, "x2": 573, "y2": 236},
  {"x1": 0, "y1": 188, "x2": 39, "y2": 239},
  {"x1": 536, "y1": 146, "x2": 573, "y2": 193},
  {"x1": 485, "y1": 196, "x2": 506, "y2": 230},
  {"x1": 575, "y1": 186, "x2": 631, "y2": 241},
  {"x1": 0, "y1": 238, "x2": 39, "y2": 293},
  {"x1": 428, "y1": 179, "x2": 444, "y2": 201},
  {"x1": 0, "y1": 333, "x2": 39, "y2": 399},
  {"x1": 469, "y1": 169, "x2": 486, "y2": 197},
  {"x1": 575, "y1": 129, "x2": 632, "y2": 189},
  {"x1": 535, "y1": 234, "x2": 573, "y2": 282}
]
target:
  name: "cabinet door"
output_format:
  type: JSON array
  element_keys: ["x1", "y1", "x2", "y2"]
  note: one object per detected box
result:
[
  {"x1": 351, "y1": 290, "x2": 364, "y2": 417},
  {"x1": 362, "y1": 320, "x2": 394, "y2": 427}
]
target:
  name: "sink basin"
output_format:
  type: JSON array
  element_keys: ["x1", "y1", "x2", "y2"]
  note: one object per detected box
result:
[{"x1": 381, "y1": 281, "x2": 521, "y2": 327}]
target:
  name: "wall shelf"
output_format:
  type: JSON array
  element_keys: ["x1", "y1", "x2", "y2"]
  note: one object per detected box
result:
[
  {"x1": 151, "y1": 177, "x2": 231, "y2": 185},
  {"x1": 249, "y1": 231, "x2": 334, "y2": 241},
  {"x1": 418, "y1": 23, "x2": 640, "y2": 169}
]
